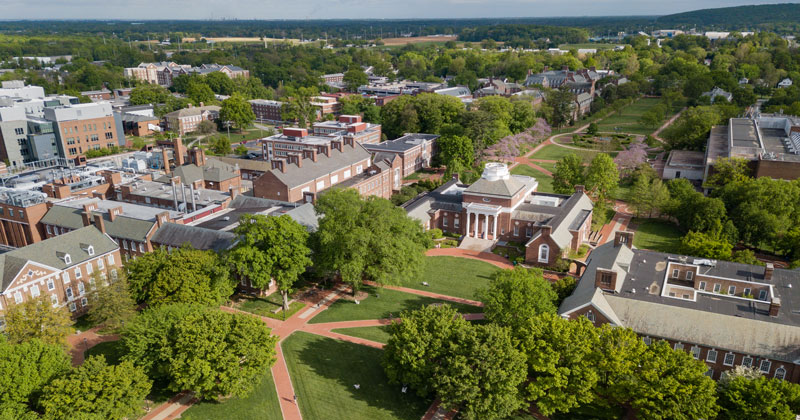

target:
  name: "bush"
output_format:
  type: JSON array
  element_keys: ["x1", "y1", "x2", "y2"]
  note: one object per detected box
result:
[{"x1": 428, "y1": 229, "x2": 444, "y2": 240}]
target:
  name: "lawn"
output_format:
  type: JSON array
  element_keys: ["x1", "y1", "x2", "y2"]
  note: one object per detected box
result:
[
  {"x1": 331, "y1": 326, "x2": 393, "y2": 345},
  {"x1": 236, "y1": 292, "x2": 307, "y2": 320},
  {"x1": 632, "y1": 218, "x2": 684, "y2": 254},
  {"x1": 511, "y1": 164, "x2": 555, "y2": 193},
  {"x1": 530, "y1": 144, "x2": 612, "y2": 163},
  {"x1": 309, "y1": 285, "x2": 482, "y2": 324},
  {"x1": 403, "y1": 256, "x2": 500, "y2": 300},
  {"x1": 283, "y1": 332, "x2": 431, "y2": 420},
  {"x1": 596, "y1": 97, "x2": 674, "y2": 135},
  {"x1": 181, "y1": 370, "x2": 282, "y2": 420},
  {"x1": 85, "y1": 339, "x2": 126, "y2": 365}
]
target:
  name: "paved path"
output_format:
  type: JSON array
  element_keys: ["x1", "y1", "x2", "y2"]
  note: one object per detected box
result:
[
  {"x1": 652, "y1": 107, "x2": 686, "y2": 142},
  {"x1": 597, "y1": 201, "x2": 634, "y2": 246},
  {"x1": 66, "y1": 327, "x2": 120, "y2": 366},
  {"x1": 426, "y1": 248, "x2": 514, "y2": 270},
  {"x1": 141, "y1": 391, "x2": 197, "y2": 420}
]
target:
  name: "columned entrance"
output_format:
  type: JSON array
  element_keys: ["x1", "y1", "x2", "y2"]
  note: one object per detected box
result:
[{"x1": 464, "y1": 203, "x2": 502, "y2": 240}]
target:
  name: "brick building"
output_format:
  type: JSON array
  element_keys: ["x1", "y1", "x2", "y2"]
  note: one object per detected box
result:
[
  {"x1": 312, "y1": 115, "x2": 382, "y2": 145},
  {"x1": 0, "y1": 190, "x2": 49, "y2": 248},
  {"x1": 124, "y1": 62, "x2": 249, "y2": 87},
  {"x1": 0, "y1": 226, "x2": 122, "y2": 325},
  {"x1": 363, "y1": 133, "x2": 438, "y2": 180},
  {"x1": 162, "y1": 104, "x2": 220, "y2": 136},
  {"x1": 404, "y1": 163, "x2": 593, "y2": 265},
  {"x1": 249, "y1": 99, "x2": 285, "y2": 124},
  {"x1": 310, "y1": 96, "x2": 341, "y2": 119},
  {"x1": 43, "y1": 102, "x2": 121, "y2": 161},
  {"x1": 80, "y1": 89, "x2": 113, "y2": 102},
  {"x1": 560, "y1": 232, "x2": 800, "y2": 382}
]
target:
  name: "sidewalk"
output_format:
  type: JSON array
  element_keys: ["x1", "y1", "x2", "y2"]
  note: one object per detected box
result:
[
  {"x1": 426, "y1": 248, "x2": 514, "y2": 270},
  {"x1": 66, "y1": 326, "x2": 120, "y2": 366}
]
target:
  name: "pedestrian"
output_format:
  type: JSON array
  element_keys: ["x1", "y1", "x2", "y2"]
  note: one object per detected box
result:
[{"x1": 293, "y1": 394, "x2": 297, "y2": 403}]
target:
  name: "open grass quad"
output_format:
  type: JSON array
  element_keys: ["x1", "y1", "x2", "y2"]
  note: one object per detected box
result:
[
  {"x1": 595, "y1": 97, "x2": 674, "y2": 135},
  {"x1": 631, "y1": 218, "x2": 684, "y2": 254},
  {"x1": 511, "y1": 164, "x2": 555, "y2": 193}
]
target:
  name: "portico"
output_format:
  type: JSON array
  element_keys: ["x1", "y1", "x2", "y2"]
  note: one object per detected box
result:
[{"x1": 464, "y1": 202, "x2": 501, "y2": 240}]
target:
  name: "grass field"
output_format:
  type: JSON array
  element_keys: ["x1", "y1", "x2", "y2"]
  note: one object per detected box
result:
[
  {"x1": 402, "y1": 256, "x2": 500, "y2": 300},
  {"x1": 181, "y1": 371, "x2": 282, "y2": 420},
  {"x1": 632, "y1": 218, "x2": 684, "y2": 254},
  {"x1": 283, "y1": 332, "x2": 431, "y2": 420},
  {"x1": 331, "y1": 326, "x2": 393, "y2": 345},
  {"x1": 85, "y1": 340, "x2": 126, "y2": 365},
  {"x1": 309, "y1": 285, "x2": 481, "y2": 324},
  {"x1": 237, "y1": 292, "x2": 306, "y2": 320},
  {"x1": 596, "y1": 98, "x2": 672, "y2": 135},
  {"x1": 531, "y1": 144, "x2": 613, "y2": 163},
  {"x1": 511, "y1": 164, "x2": 555, "y2": 193}
]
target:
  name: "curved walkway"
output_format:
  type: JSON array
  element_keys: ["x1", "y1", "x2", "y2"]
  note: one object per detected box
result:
[
  {"x1": 67, "y1": 327, "x2": 120, "y2": 366},
  {"x1": 426, "y1": 248, "x2": 514, "y2": 270}
]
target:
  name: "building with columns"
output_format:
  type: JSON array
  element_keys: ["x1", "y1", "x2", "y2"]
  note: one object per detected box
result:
[{"x1": 404, "y1": 163, "x2": 593, "y2": 266}]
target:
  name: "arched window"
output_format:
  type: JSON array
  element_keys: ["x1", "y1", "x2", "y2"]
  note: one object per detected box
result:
[
  {"x1": 775, "y1": 366, "x2": 787, "y2": 380},
  {"x1": 538, "y1": 244, "x2": 549, "y2": 263},
  {"x1": 585, "y1": 310, "x2": 595, "y2": 323}
]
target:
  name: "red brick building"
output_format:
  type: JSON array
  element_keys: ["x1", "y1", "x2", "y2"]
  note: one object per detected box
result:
[
  {"x1": 249, "y1": 99, "x2": 285, "y2": 124},
  {"x1": 363, "y1": 133, "x2": 437, "y2": 180},
  {"x1": 560, "y1": 233, "x2": 800, "y2": 382}
]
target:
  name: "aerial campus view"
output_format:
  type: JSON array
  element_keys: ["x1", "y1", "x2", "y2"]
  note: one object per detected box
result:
[{"x1": 2, "y1": 1, "x2": 800, "y2": 419}]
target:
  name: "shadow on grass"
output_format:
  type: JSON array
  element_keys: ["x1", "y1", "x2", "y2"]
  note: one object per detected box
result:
[{"x1": 286, "y1": 332, "x2": 431, "y2": 420}]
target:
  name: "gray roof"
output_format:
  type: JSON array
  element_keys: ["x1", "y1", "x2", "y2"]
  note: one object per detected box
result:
[
  {"x1": 545, "y1": 192, "x2": 594, "y2": 249},
  {"x1": 156, "y1": 163, "x2": 238, "y2": 185},
  {"x1": 194, "y1": 195, "x2": 319, "y2": 232},
  {"x1": 363, "y1": 134, "x2": 439, "y2": 153},
  {"x1": 1, "y1": 226, "x2": 118, "y2": 292},
  {"x1": 150, "y1": 223, "x2": 237, "y2": 252},
  {"x1": 270, "y1": 144, "x2": 372, "y2": 189},
  {"x1": 163, "y1": 105, "x2": 220, "y2": 119},
  {"x1": 40, "y1": 205, "x2": 157, "y2": 242},
  {"x1": 465, "y1": 174, "x2": 532, "y2": 197},
  {"x1": 403, "y1": 178, "x2": 464, "y2": 222}
]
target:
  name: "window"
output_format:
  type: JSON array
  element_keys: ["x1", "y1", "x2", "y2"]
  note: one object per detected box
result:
[
  {"x1": 759, "y1": 290, "x2": 768, "y2": 301},
  {"x1": 526, "y1": 228, "x2": 532, "y2": 237},
  {"x1": 14, "y1": 127, "x2": 24, "y2": 135},
  {"x1": 63, "y1": 254, "x2": 71, "y2": 264},
  {"x1": 674, "y1": 342, "x2": 684, "y2": 351},
  {"x1": 97, "y1": 259, "x2": 104, "y2": 270},
  {"x1": 643, "y1": 336, "x2": 651, "y2": 345},
  {"x1": 111, "y1": 269, "x2": 118, "y2": 280},
  {"x1": 14, "y1": 291, "x2": 23, "y2": 304},
  {"x1": 316, "y1": 180, "x2": 325, "y2": 190},
  {"x1": 775, "y1": 366, "x2": 787, "y2": 380},
  {"x1": 713, "y1": 283, "x2": 721, "y2": 293},
  {"x1": 442, "y1": 217, "x2": 448, "y2": 227},
  {"x1": 760, "y1": 360, "x2": 772, "y2": 374},
  {"x1": 672, "y1": 269, "x2": 679, "y2": 278},
  {"x1": 685, "y1": 271, "x2": 693, "y2": 280},
  {"x1": 744, "y1": 287, "x2": 751, "y2": 297},
  {"x1": 514, "y1": 226, "x2": 519, "y2": 236},
  {"x1": 86, "y1": 264, "x2": 93, "y2": 275},
  {"x1": 454, "y1": 218, "x2": 460, "y2": 228},
  {"x1": 586, "y1": 310, "x2": 595, "y2": 322},
  {"x1": 61, "y1": 272, "x2": 69, "y2": 283},
  {"x1": 723, "y1": 353, "x2": 735, "y2": 366},
  {"x1": 77, "y1": 282, "x2": 85, "y2": 295},
  {"x1": 8, "y1": 209, "x2": 12, "y2": 217},
  {"x1": 74, "y1": 267, "x2": 82, "y2": 279},
  {"x1": 50, "y1": 294, "x2": 58, "y2": 306},
  {"x1": 691, "y1": 346, "x2": 701, "y2": 359},
  {"x1": 105, "y1": 132, "x2": 113, "y2": 140},
  {"x1": 46, "y1": 225, "x2": 51, "y2": 235},
  {"x1": 47, "y1": 278, "x2": 55, "y2": 290},
  {"x1": 705, "y1": 368, "x2": 714, "y2": 377},
  {"x1": 356, "y1": 165, "x2": 363, "y2": 174},
  {"x1": 107, "y1": 255, "x2": 114, "y2": 265},
  {"x1": 343, "y1": 169, "x2": 351, "y2": 178},
  {"x1": 87, "y1": 245, "x2": 94, "y2": 256},
  {"x1": 538, "y1": 244, "x2": 549, "y2": 263},
  {"x1": 728, "y1": 286, "x2": 736, "y2": 295},
  {"x1": 330, "y1": 175, "x2": 338, "y2": 184},
  {"x1": 706, "y1": 349, "x2": 718, "y2": 363},
  {"x1": 65, "y1": 287, "x2": 73, "y2": 300},
  {"x1": 742, "y1": 356, "x2": 753, "y2": 368},
  {"x1": 139, "y1": 243, "x2": 145, "y2": 253},
  {"x1": 69, "y1": 302, "x2": 76, "y2": 312},
  {"x1": 30, "y1": 285, "x2": 40, "y2": 298},
  {"x1": 80, "y1": 297, "x2": 88, "y2": 307}
]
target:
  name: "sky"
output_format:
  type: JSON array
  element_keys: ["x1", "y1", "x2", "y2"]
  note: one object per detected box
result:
[{"x1": 0, "y1": 0, "x2": 796, "y2": 20}]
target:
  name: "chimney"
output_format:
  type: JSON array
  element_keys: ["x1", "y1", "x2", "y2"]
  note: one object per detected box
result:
[
  {"x1": 331, "y1": 140, "x2": 342, "y2": 152},
  {"x1": 108, "y1": 206, "x2": 122, "y2": 222},
  {"x1": 156, "y1": 211, "x2": 169, "y2": 227},
  {"x1": 190, "y1": 147, "x2": 206, "y2": 166},
  {"x1": 764, "y1": 263, "x2": 774, "y2": 281},
  {"x1": 769, "y1": 297, "x2": 781, "y2": 317},
  {"x1": 287, "y1": 154, "x2": 302, "y2": 168},
  {"x1": 93, "y1": 213, "x2": 106, "y2": 234},
  {"x1": 614, "y1": 231, "x2": 634, "y2": 248},
  {"x1": 271, "y1": 159, "x2": 286, "y2": 173},
  {"x1": 92, "y1": 191, "x2": 104, "y2": 199},
  {"x1": 318, "y1": 144, "x2": 330, "y2": 157},
  {"x1": 527, "y1": 68, "x2": 532, "y2": 76},
  {"x1": 343, "y1": 137, "x2": 354, "y2": 148},
  {"x1": 199, "y1": 102, "x2": 204, "y2": 107},
  {"x1": 81, "y1": 211, "x2": 92, "y2": 227},
  {"x1": 543, "y1": 65, "x2": 549, "y2": 72},
  {"x1": 590, "y1": 66, "x2": 597, "y2": 72},
  {"x1": 174, "y1": 138, "x2": 185, "y2": 166},
  {"x1": 574, "y1": 184, "x2": 585, "y2": 194},
  {"x1": 82, "y1": 203, "x2": 98, "y2": 213},
  {"x1": 162, "y1": 148, "x2": 171, "y2": 174},
  {"x1": 229, "y1": 185, "x2": 239, "y2": 200},
  {"x1": 540, "y1": 225, "x2": 552, "y2": 237},
  {"x1": 595, "y1": 268, "x2": 618, "y2": 291},
  {"x1": 192, "y1": 179, "x2": 204, "y2": 191},
  {"x1": 187, "y1": 103, "x2": 193, "y2": 108}
]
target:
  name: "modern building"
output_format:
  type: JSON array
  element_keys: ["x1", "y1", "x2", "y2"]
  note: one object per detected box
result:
[
  {"x1": 44, "y1": 102, "x2": 122, "y2": 161},
  {"x1": 404, "y1": 164, "x2": 593, "y2": 265},
  {"x1": 559, "y1": 232, "x2": 800, "y2": 382},
  {"x1": 663, "y1": 150, "x2": 705, "y2": 181},
  {"x1": 310, "y1": 96, "x2": 341, "y2": 119},
  {"x1": 162, "y1": 104, "x2": 220, "y2": 135},
  {"x1": 0, "y1": 225, "x2": 122, "y2": 324},
  {"x1": 311, "y1": 115, "x2": 382, "y2": 145},
  {"x1": 0, "y1": 189, "x2": 49, "y2": 248}
]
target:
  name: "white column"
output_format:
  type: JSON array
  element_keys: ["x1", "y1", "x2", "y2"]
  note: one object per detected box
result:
[
  {"x1": 465, "y1": 211, "x2": 471, "y2": 237},
  {"x1": 492, "y1": 214, "x2": 498, "y2": 239},
  {"x1": 473, "y1": 213, "x2": 479, "y2": 237},
  {"x1": 484, "y1": 214, "x2": 489, "y2": 239}
]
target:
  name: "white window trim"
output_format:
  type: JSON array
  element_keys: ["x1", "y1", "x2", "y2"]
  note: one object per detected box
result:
[
  {"x1": 538, "y1": 244, "x2": 550, "y2": 263},
  {"x1": 706, "y1": 349, "x2": 718, "y2": 363},
  {"x1": 723, "y1": 352, "x2": 735, "y2": 367}
]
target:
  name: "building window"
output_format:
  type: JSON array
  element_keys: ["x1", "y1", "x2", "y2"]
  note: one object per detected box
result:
[
  {"x1": 86, "y1": 264, "x2": 93, "y2": 275},
  {"x1": 316, "y1": 180, "x2": 325, "y2": 190},
  {"x1": 513, "y1": 226, "x2": 519, "y2": 236},
  {"x1": 87, "y1": 245, "x2": 94, "y2": 256},
  {"x1": 742, "y1": 356, "x2": 753, "y2": 368},
  {"x1": 454, "y1": 218, "x2": 460, "y2": 228},
  {"x1": 47, "y1": 278, "x2": 55, "y2": 290},
  {"x1": 705, "y1": 368, "x2": 714, "y2": 377},
  {"x1": 107, "y1": 255, "x2": 114, "y2": 265},
  {"x1": 691, "y1": 346, "x2": 701, "y2": 359},
  {"x1": 111, "y1": 269, "x2": 118, "y2": 280},
  {"x1": 760, "y1": 360, "x2": 772, "y2": 374},
  {"x1": 331, "y1": 175, "x2": 339, "y2": 184},
  {"x1": 77, "y1": 283, "x2": 85, "y2": 295},
  {"x1": 51, "y1": 294, "x2": 58, "y2": 306},
  {"x1": 98, "y1": 259, "x2": 104, "y2": 270},
  {"x1": 672, "y1": 269, "x2": 679, "y2": 278},
  {"x1": 526, "y1": 228, "x2": 532, "y2": 237},
  {"x1": 69, "y1": 302, "x2": 77, "y2": 312},
  {"x1": 442, "y1": 217, "x2": 448, "y2": 227},
  {"x1": 538, "y1": 244, "x2": 549, "y2": 263},
  {"x1": 728, "y1": 286, "x2": 736, "y2": 295},
  {"x1": 706, "y1": 349, "x2": 718, "y2": 363},
  {"x1": 723, "y1": 353, "x2": 735, "y2": 366},
  {"x1": 759, "y1": 290, "x2": 768, "y2": 300},
  {"x1": 775, "y1": 366, "x2": 787, "y2": 380},
  {"x1": 80, "y1": 297, "x2": 88, "y2": 307},
  {"x1": 744, "y1": 287, "x2": 751, "y2": 297},
  {"x1": 30, "y1": 285, "x2": 40, "y2": 298},
  {"x1": 643, "y1": 336, "x2": 651, "y2": 345},
  {"x1": 75, "y1": 267, "x2": 82, "y2": 279},
  {"x1": 685, "y1": 271, "x2": 693, "y2": 280},
  {"x1": 139, "y1": 243, "x2": 145, "y2": 253},
  {"x1": 586, "y1": 310, "x2": 595, "y2": 322},
  {"x1": 344, "y1": 169, "x2": 351, "y2": 179},
  {"x1": 14, "y1": 291, "x2": 23, "y2": 304},
  {"x1": 65, "y1": 287, "x2": 73, "y2": 300},
  {"x1": 713, "y1": 283, "x2": 721, "y2": 293},
  {"x1": 674, "y1": 342, "x2": 684, "y2": 351},
  {"x1": 61, "y1": 272, "x2": 69, "y2": 283},
  {"x1": 63, "y1": 254, "x2": 71, "y2": 264},
  {"x1": 46, "y1": 225, "x2": 51, "y2": 235}
]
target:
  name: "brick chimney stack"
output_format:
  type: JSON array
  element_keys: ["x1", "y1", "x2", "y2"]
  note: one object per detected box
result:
[
  {"x1": 162, "y1": 149, "x2": 171, "y2": 174},
  {"x1": 93, "y1": 213, "x2": 106, "y2": 234},
  {"x1": 108, "y1": 206, "x2": 123, "y2": 222},
  {"x1": 765, "y1": 263, "x2": 774, "y2": 281},
  {"x1": 614, "y1": 231, "x2": 634, "y2": 248},
  {"x1": 770, "y1": 297, "x2": 781, "y2": 317},
  {"x1": 574, "y1": 184, "x2": 585, "y2": 194}
]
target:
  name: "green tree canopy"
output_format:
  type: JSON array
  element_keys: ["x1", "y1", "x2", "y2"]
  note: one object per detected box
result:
[
  {"x1": 4, "y1": 295, "x2": 72, "y2": 347},
  {"x1": 718, "y1": 368, "x2": 800, "y2": 420},
  {"x1": 229, "y1": 214, "x2": 312, "y2": 310},
  {"x1": 585, "y1": 153, "x2": 619, "y2": 201},
  {"x1": 129, "y1": 84, "x2": 171, "y2": 105},
  {"x1": 478, "y1": 267, "x2": 557, "y2": 333},
  {"x1": 552, "y1": 153, "x2": 584, "y2": 195},
  {"x1": 86, "y1": 273, "x2": 137, "y2": 332},
  {"x1": 342, "y1": 67, "x2": 368, "y2": 91},
  {"x1": 186, "y1": 81, "x2": 216, "y2": 105},
  {"x1": 0, "y1": 337, "x2": 70, "y2": 408},
  {"x1": 220, "y1": 92, "x2": 256, "y2": 130}
]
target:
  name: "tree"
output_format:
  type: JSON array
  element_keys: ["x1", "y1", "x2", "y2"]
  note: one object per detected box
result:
[
  {"x1": 0, "y1": 337, "x2": 70, "y2": 408},
  {"x1": 664, "y1": 106, "x2": 724, "y2": 150},
  {"x1": 186, "y1": 81, "x2": 215, "y2": 105},
  {"x1": 586, "y1": 122, "x2": 598, "y2": 135},
  {"x1": 629, "y1": 169, "x2": 653, "y2": 217},
  {"x1": 4, "y1": 295, "x2": 72, "y2": 346},
  {"x1": 313, "y1": 189, "x2": 430, "y2": 294},
  {"x1": 718, "y1": 370, "x2": 800, "y2": 420},
  {"x1": 86, "y1": 273, "x2": 136, "y2": 332},
  {"x1": 281, "y1": 87, "x2": 318, "y2": 128},
  {"x1": 706, "y1": 157, "x2": 752, "y2": 189},
  {"x1": 129, "y1": 84, "x2": 171, "y2": 105},
  {"x1": 681, "y1": 230, "x2": 733, "y2": 260},
  {"x1": 208, "y1": 135, "x2": 231, "y2": 155},
  {"x1": 545, "y1": 87, "x2": 575, "y2": 128},
  {"x1": 342, "y1": 67, "x2": 368, "y2": 91},
  {"x1": 585, "y1": 153, "x2": 619, "y2": 201},
  {"x1": 197, "y1": 120, "x2": 217, "y2": 135},
  {"x1": 518, "y1": 313, "x2": 599, "y2": 416},
  {"x1": 510, "y1": 100, "x2": 536, "y2": 133},
  {"x1": 552, "y1": 153, "x2": 584, "y2": 194},
  {"x1": 220, "y1": 92, "x2": 256, "y2": 131},
  {"x1": 478, "y1": 267, "x2": 557, "y2": 333},
  {"x1": 123, "y1": 304, "x2": 277, "y2": 400},
  {"x1": 39, "y1": 356, "x2": 152, "y2": 420},
  {"x1": 437, "y1": 134, "x2": 474, "y2": 179},
  {"x1": 433, "y1": 324, "x2": 527, "y2": 420},
  {"x1": 204, "y1": 72, "x2": 235, "y2": 95},
  {"x1": 229, "y1": 214, "x2": 312, "y2": 310},
  {"x1": 125, "y1": 246, "x2": 233, "y2": 306}
]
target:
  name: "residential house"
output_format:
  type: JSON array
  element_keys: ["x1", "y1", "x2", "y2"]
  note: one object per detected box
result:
[{"x1": 702, "y1": 87, "x2": 733, "y2": 103}]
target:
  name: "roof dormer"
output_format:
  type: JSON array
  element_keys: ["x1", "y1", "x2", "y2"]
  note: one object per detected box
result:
[
  {"x1": 80, "y1": 243, "x2": 95, "y2": 256},
  {"x1": 57, "y1": 252, "x2": 71, "y2": 265}
]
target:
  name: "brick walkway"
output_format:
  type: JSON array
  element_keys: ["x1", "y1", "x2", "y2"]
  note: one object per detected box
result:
[
  {"x1": 426, "y1": 248, "x2": 514, "y2": 270},
  {"x1": 66, "y1": 327, "x2": 120, "y2": 366}
]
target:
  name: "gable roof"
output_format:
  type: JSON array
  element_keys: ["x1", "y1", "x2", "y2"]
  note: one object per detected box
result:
[
  {"x1": 40, "y1": 205, "x2": 157, "y2": 242},
  {"x1": 268, "y1": 144, "x2": 372, "y2": 189},
  {"x1": 150, "y1": 223, "x2": 237, "y2": 252},
  {"x1": 465, "y1": 175, "x2": 532, "y2": 197},
  {"x1": 163, "y1": 105, "x2": 220, "y2": 119}
]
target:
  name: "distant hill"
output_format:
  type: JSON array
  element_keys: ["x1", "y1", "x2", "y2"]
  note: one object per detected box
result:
[{"x1": 656, "y1": 3, "x2": 800, "y2": 29}]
